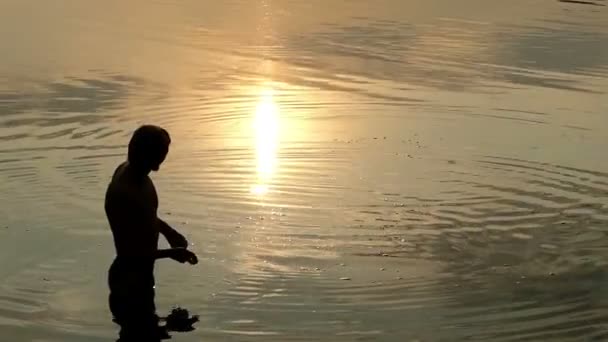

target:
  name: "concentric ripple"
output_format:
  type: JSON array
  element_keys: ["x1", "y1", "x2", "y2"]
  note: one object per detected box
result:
[{"x1": 1, "y1": 0, "x2": 607, "y2": 341}]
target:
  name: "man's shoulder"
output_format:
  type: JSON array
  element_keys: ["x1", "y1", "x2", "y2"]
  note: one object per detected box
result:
[
  {"x1": 106, "y1": 162, "x2": 130, "y2": 194},
  {"x1": 112, "y1": 161, "x2": 128, "y2": 178}
]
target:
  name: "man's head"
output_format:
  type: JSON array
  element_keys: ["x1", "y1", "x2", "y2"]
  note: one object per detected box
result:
[{"x1": 128, "y1": 125, "x2": 171, "y2": 172}]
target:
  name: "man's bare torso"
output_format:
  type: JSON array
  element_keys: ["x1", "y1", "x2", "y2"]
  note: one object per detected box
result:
[{"x1": 105, "y1": 161, "x2": 160, "y2": 261}]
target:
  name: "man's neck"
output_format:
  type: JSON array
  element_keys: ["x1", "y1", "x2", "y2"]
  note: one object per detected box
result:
[{"x1": 125, "y1": 162, "x2": 151, "y2": 180}]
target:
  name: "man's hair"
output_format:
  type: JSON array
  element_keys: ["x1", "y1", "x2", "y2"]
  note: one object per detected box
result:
[{"x1": 128, "y1": 125, "x2": 171, "y2": 166}]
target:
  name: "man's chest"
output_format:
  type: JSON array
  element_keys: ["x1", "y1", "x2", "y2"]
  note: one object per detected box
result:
[{"x1": 117, "y1": 180, "x2": 159, "y2": 216}]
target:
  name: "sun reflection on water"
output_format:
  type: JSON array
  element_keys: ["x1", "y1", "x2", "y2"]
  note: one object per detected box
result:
[{"x1": 251, "y1": 88, "x2": 279, "y2": 196}]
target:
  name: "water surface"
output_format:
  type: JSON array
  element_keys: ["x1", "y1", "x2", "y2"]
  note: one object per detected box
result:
[{"x1": 1, "y1": 0, "x2": 607, "y2": 341}]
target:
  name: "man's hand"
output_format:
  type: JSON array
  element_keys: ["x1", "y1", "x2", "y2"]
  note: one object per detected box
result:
[{"x1": 169, "y1": 248, "x2": 198, "y2": 265}]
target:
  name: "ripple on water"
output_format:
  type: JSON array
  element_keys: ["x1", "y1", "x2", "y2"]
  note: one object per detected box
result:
[{"x1": 0, "y1": 1, "x2": 607, "y2": 340}]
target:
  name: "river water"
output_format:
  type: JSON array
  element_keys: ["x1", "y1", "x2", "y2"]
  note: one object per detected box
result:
[{"x1": 1, "y1": 1, "x2": 607, "y2": 341}]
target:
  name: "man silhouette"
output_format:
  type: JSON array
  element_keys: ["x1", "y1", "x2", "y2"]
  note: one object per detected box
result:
[{"x1": 104, "y1": 125, "x2": 198, "y2": 341}]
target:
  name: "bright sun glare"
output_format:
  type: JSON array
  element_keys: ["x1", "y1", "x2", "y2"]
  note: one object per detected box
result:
[{"x1": 251, "y1": 88, "x2": 279, "y2": 195}]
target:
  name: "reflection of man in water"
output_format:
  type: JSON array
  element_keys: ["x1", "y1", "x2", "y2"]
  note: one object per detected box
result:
[{"x1": 104, "y1": 125, "x2": 198, "y2": 341}]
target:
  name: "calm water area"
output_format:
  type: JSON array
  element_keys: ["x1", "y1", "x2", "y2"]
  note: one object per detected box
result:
[{"x1": 1, "y1": 1, "x2": 607, "y2": 341}]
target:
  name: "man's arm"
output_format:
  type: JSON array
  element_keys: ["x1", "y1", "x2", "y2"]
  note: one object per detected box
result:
[
  {"x1": 157, "y1": 219, "x2": 198, "y2": 264},
  {"x1": 158, "y1": 218, "x2": 188, "y2": 248},
  {"x1": 155, "y1": 247, "x2": 197, "y2": 264},
  {"x1": 108, "y1": 181, "x2": 195, "y2": 264}
]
